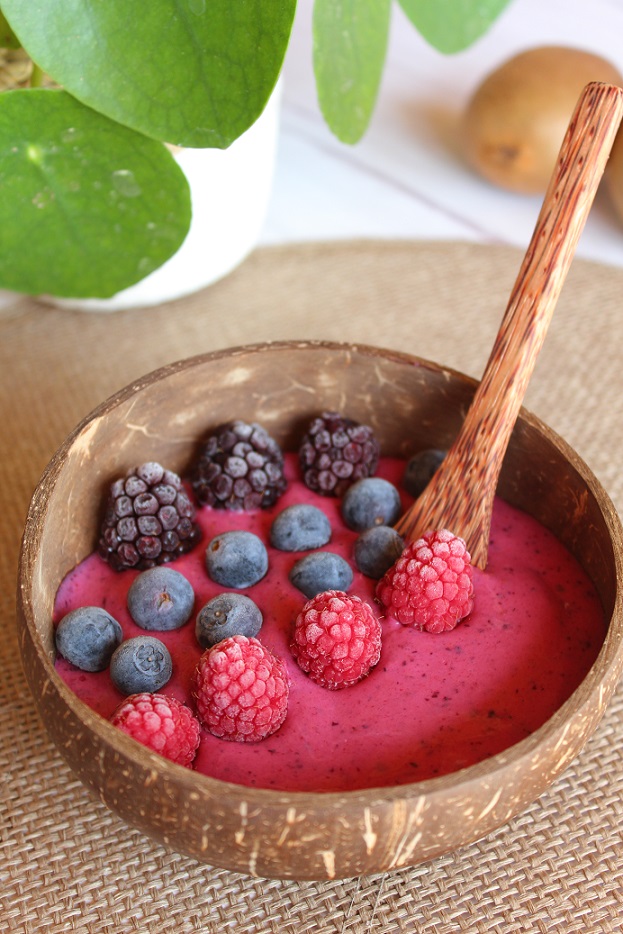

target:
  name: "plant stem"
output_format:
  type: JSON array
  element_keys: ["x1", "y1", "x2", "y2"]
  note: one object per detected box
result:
[{"x1": 30, "y1": 62, "x2": 44, "y2": 88}]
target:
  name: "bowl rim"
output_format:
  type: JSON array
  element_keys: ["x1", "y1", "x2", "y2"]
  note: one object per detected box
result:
[{"x1": 17, "y1": 339, "x2": 623, "y2": 811}]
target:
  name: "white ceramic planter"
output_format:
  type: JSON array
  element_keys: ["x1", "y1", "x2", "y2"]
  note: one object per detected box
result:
[{"x1": 46, "y1": 83, "x2": 281, "y2": 312}]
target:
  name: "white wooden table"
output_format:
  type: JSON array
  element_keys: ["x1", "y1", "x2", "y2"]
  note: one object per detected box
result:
[{"x1": 262, "y1": 0, "x2": 623, "y2": 268}]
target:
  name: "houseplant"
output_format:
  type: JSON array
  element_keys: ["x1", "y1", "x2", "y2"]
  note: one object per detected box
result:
[{"x1": 0, "y1": 0, "x2": 512, "y2": 304}]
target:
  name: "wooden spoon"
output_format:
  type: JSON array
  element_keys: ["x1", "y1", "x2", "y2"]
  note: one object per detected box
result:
[{"x1": 395, "y1": 81, "x2": 623, "y2": 569}]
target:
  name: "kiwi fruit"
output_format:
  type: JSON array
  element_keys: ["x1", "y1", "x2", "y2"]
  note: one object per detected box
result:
[{"x1": 463, "y1": 46, "x2": 623, "y2": 194}]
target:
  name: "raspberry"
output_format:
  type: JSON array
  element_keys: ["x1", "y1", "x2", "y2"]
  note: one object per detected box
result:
[
  {"x1": 110, "y1": 692, "x2": 201, "y2": 767},
  {"x1": 298, "y1": 412, "x2": 380, "y2": 497},
  {"x1": 98, "y1": 462, "x2": 201, "y2": 572},
  {"x1": 376, "y1": 529, "x2": 473, "y2": 633},
  {"x1": 191, "y1": 636, "x2": 289, "y2": 742},
  {"x1": 190, "y1": 419, "x2": 287, "y2": 510},
  {"x1": 291, "y1": 590, "x2": 382, "y2": 690}
]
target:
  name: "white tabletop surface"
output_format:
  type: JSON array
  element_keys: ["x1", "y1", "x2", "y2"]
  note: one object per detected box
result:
[{"x1": 261, "y1": 0, "x2": 623, "y2": 269}]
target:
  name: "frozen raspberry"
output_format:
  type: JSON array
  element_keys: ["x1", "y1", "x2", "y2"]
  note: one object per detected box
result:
[
  {"x1": 298, "y1": 412, "x2": 380, "y2": 497},
  {"x1": 110, "y1": 692, "x2": 201, "y2": 767},
  {"x1": 190, "y1": 419, "x2": 287, "y2": 510},
  {"x1": 291, "y1": 590, "x2": 382, "y2": 690},
  {"x1": 191, "y1": 635, "x2": 289, "y2": 742},
  {"x1": 376, "y1": 529, "x2": 473, "y2": 633},
  {"x1": 98, "y1": 461, "x2": 201, "y2": 572}
]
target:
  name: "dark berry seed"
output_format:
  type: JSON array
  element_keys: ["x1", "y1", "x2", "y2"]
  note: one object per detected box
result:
[
  {"x1": 55, "y1": 607, "x2": 123, "y2": 672},
  {"x1": 137, "y1": 462, "x2": 164, "y2": 485},
  {"x1": 118, "y1": 517, "x2": 138, "y2": 541},
  {"x1": 137, "y1": 515, "x2": 162, "y2": 536},
  {"x1": 124, "y1": 476, "x2": 147, "y2": 497},
  {"x1": 289, "y1": 551, "x2": 353, "y2": 599},
  {"x1": 134, "y1": 493, "x2": 159, "y2": 515}
]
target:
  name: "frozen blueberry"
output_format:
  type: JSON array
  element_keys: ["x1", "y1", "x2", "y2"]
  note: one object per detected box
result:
[
  {"x1": 341, "y1": 477, "x2": 402, "y2": 532},
  {"x1": 55, "y1": 606, "x2": 123, "y2": 672},
  {"x1": 403, "y1": 448, "x2": 446, "y2": 498},
  {"x1": 195, "y1": 593, "x2": 263, "y2": 649},
  {"x1": 205, "y1": 530, "x2": 268, "y2": 588},
  {"x1": 270, "y1": 504, "x2": 332, "y2": 552},
  {"x1": 109, "y1": 635, "x2": 172, "y2": 695},
  {"x1": 289, "y1": 551, "x2": 353, "y2": 599},
  {"x1": 354, "y1": 525, "x2": 404, "y2": 579},
  {"x1": 127, "y1": 566, "x2": 195, "y2": 631}
]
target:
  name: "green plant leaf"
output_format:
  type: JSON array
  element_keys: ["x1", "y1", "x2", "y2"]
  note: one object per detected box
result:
[
  {"x1": 0, "y1": 89, "x2": 191, "y2": 298},
  {"x1": 313, "y1": 0, "x2": 391, "y2": 144},
  {"x1": 1, "y1": 0, "x2": 296, "y2": 148},
  {"x1": 398, "y1": 0, "x2": 513, "y2": 53},
  {"x1": 0, "y1": 9, "x2": 20, "y2": 49}
]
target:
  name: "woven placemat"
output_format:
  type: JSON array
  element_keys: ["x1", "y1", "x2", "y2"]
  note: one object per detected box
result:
[{"x1": 2, "y1": 240, "x2": 623, "y2": 932}]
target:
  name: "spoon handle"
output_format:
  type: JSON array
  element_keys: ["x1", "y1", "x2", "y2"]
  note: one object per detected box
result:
[{"x1": 396, "y1": 81, "x2": 623, "y2": 568}]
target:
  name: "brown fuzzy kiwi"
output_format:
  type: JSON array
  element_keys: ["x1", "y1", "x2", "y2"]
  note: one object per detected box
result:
[{"x1": 463, "y1": 46, "x2": 623, "y2": 194}]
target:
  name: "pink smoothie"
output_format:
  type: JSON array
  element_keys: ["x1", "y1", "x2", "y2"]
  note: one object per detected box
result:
[{"x1": 54, "y1": 455, "x2": 605, "y2": 792}]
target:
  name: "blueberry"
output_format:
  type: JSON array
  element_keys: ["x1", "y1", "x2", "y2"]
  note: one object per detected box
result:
[
  {"x1": 270, "y1": 504, "x2": 331, "y2": 551},
  {"x1": 289, "y1": 551, "x2": 353, "y2": 599},
  {"x1": 341, "y1": 477, "x2": 402, "y2": 532},
  {"x1": 205, "y1": 530, "x2": 268, "y2": 588},
  {"x1": 109, "y1": 636, "x2": 172, "y2": 694},
  {"x1": 403, "y1": 448, "x2": 446, "y2": 498},
  {"x1": 127, "y1": 566, "x2": 195, "y2": 631},
  {"x1": 354, "y1": 526, "x2": 404, "y2": 579},
  {"x1": 55, "y1": 606, "x2": 123, "y2": 672},
  {"x1": 195, "y1": 593, "x2": 263, "y2": 648}
]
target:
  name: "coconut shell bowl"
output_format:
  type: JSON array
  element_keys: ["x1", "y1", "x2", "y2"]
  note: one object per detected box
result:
[{"x1": 16, "y1": 340, "x2": 623, "y2": 881}]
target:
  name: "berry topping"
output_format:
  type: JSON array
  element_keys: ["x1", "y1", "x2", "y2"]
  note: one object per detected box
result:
[
  {"x1": 110, "y1": 635, "x2": 173, "y2": 695},
  {"x1": 291, "y1": 590, "x2": 382, "y2": 690},
  {"x1": 289, "y1": 551, "x2": 353, "y2": 599},
  {"x1": 195, "y1": 593, "x2": 263, "y2": 649},
  {"x1": 298, "y1": 412, "x2": 380, "y2": 497},
  {"x1": 98, "y1": 461, "x2": 201, "y2": 572},
  {"x1": 192, "y1": 635, "x2": 289, "y2": 742},
  {"x1": 55, "y1": 606, "x2": 123, "y2": 672},
  {"x1": 190, "y1": 419, "x2": 287, "y2": 510},
  {"x1": 270, "y1": 503, "x2": 332, "y2": 552},
  {"x1": 354, "y1": 525, "x2": 404, "y2": 579},
  {"x1": 127, "y1": 566, "x2": 195, "y2": 631},
  {"x1": 341, "y1": 477, "x2": 402, "y2": 531},
  {"x1": 376, "y1": 529, "x2": 474, "y2": 633},
  {"x1": 110, "y1": 692, "x2": 201, "y2": 767},
  {"x1": 403, "y1": 449, "x2": 446, "y2": 498},
  {"x1": 205, "y1": 530, "x2": 268, "y2": 588}
]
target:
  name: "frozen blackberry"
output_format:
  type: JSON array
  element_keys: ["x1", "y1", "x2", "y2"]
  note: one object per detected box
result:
[
  {"x1": 190, "y1": 419, "x2": 287, "y2": 510},
  {"x1": 299, "y1": 412, "x2": 380, "y2": 497},
  {"x1": 98, "y1": 461, "x2": 201, "y2": 572}
]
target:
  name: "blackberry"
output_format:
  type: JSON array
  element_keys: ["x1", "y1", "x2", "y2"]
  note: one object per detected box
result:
[
  {"x1": 298, "y1": 412, "x2": 380, "y2": 497},
  {"x1": 190, "y1": 419, "x2": 287, "y2": 510},
  {"x1": 98, "y1": 462, "x2": 201, "y2": 572}
]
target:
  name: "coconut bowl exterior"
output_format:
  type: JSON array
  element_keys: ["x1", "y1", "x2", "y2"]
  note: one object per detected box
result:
[{"x1": 17, "y1": 341, "x2": 623, "y2": 880}]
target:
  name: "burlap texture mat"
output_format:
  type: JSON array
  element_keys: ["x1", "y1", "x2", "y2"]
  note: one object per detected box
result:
[{"x1": 2, "y1": 240, "x2": 623, "y2": 932}]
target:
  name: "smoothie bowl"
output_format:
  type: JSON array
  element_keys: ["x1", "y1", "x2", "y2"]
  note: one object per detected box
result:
[{"x1": 16, "y1": 340, "x2": 623, "y2": 880}]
